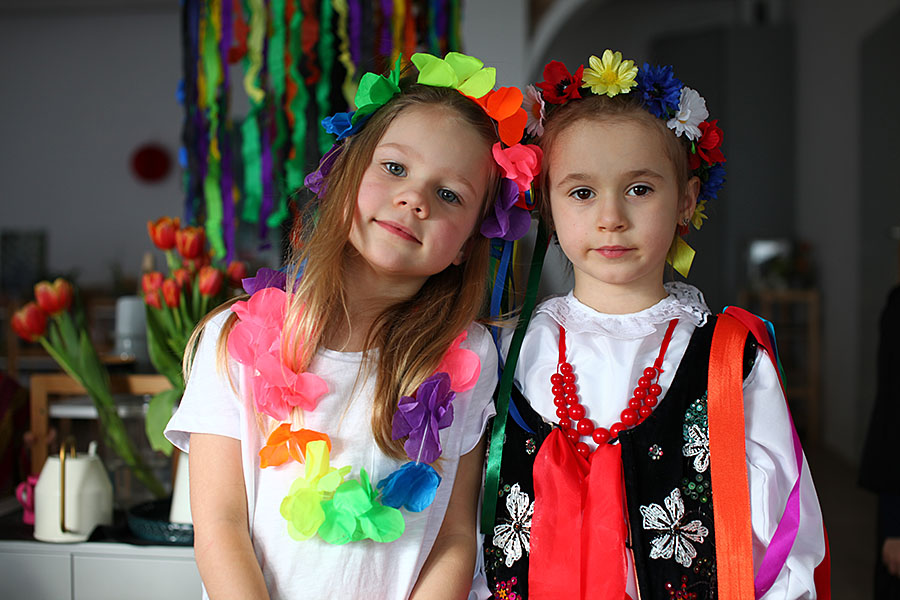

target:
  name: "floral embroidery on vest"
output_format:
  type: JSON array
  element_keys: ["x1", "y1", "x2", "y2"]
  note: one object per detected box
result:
[
  {"x1": 640, "y1": 488, "x2": 710, "y2": 568},
  {"x1": 492, "y1": 483, "x2": 534, "y2": 567}
]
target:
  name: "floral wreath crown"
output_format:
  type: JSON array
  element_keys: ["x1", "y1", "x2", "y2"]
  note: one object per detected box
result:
[
  {"x1": 304, "y1": 51, "x2": 542, "y2": 242},
  {"x1": 525, "y1": 49, "x2": 727, "y2": 277}
]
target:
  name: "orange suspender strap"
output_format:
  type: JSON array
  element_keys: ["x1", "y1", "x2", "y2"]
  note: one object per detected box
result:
[{"x1": 708, "y1": 313, "x2": 755, "y2": 599}]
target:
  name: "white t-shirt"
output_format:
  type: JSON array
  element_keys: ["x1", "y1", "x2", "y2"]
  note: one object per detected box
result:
[
  {"x1": 165, "y1": 311, "x2": 498, "y2": 600},
  {"x1": 511, "y1": 282, "x2": 826, "y2": 599}
]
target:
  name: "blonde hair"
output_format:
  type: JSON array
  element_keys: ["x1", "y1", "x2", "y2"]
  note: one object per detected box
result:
[{"x1": 187, "y1": 82, "x2": 500, "y2": 461}]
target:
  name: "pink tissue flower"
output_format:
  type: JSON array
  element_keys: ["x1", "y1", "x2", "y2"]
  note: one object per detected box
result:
[
  {"x1": 492, "y1": 143, "x2": 543, "y2": 193},
  {"x1": 436, "y1": 330, "x2": 481, "y2": 393}
]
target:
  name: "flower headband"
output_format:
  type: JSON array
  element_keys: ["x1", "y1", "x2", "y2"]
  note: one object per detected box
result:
[
  {"x1": 528, "y1": 49, "x2": 727, "y2": 276},
  {"x1": 304, "y1": 52, "x2": 541, "y2": 242}
]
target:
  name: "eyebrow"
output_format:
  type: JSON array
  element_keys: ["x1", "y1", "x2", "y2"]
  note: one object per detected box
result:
[{"x1": 554, "y1": 169, "x2": 666, "y2": 188}]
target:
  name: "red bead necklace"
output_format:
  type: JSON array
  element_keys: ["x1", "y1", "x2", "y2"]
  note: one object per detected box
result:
[{"x1": 550, "y1": 318, "x2": 679, "y2": 458}]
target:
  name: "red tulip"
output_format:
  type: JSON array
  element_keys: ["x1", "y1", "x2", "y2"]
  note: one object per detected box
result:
[
  {"x1": 11, "y1": 302, "x2": 48, "y2": 342},
  {"x1": 144, "y1": 290, "x2": 162, "y2": 309},
  {"x1": 175, "y1": 226, "x2": 206, "y2": 260},
  {"x1": 197, "y1": 266, "x2": 224, "y2": 297},
  {"x1": 34, "y1": 278, "x2": 74, "y2": 316},
  {"x1": 162, "y1": 279, "x2": 181, "y2": 308},
  {"x1": 147, "y1": 217, "x2": 180, "y2": 251},
  {"x1": 226, "y1": 260, "x2": 248, "y2": 287},
  {"x1": 173, "y1": 267, "x2": 192, "y2": 293},
  {"x1": 142, "y1": 272, "x2": 164, "y2": 296}
]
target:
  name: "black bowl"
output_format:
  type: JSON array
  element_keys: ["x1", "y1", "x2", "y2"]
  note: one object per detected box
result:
[{"x1": 126, "y1": 498, "x2": 193, "y2": 545}]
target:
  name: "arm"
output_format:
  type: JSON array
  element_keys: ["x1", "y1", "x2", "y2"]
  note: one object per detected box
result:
[
  {"x1": 743, "y1": 348, "x2": 825, "y2": 599},
  {"x1": 190, "y1": 433, "x2": 270, "y2": 600},
  {"x1": 409, "y1": 437, "x2": 486, "y2": 600}
]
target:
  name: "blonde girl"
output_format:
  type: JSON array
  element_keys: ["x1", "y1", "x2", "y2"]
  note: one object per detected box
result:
[{"x1": 166, "y1": 53, "x2": 539, "y2": 600}]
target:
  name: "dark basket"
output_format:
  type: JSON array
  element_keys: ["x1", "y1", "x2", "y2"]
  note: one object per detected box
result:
[{"x1": 126, "y1": 498, "x2": 194, "y2": 545}]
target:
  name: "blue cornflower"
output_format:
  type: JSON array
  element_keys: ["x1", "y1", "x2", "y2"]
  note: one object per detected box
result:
[
  {"x1": 636, "y1": 63, "x2": 683, "y2": 119},
  {"x1": 700, "y1": 163, "x2": 726, "y2": 201}
]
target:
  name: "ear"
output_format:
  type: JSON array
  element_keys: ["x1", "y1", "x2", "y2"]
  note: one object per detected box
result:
[{"x1": 680, "y1": 176, "x2": 701, "y2": 224}]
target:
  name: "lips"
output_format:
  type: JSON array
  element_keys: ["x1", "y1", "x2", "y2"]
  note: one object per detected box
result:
[
  {"x1": 376, "y1": 219, "x2": 421, "y2": 243},
  {"x1": 595, "y1": 245, "x2": 632, "y2": 258}
]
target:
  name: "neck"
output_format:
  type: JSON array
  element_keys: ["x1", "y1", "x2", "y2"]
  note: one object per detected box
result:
[
  {"x1": 324, "y1": 256, "x2": 426, "y2": 352},
  {"x1": 572, "y1": 280, "x2": 668, "y2": 315}
]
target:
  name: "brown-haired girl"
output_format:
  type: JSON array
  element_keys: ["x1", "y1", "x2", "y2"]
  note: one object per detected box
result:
[
  {"x1": 482, "y1": 51, "x2": 828, "y2": 599},
  {"x1": 165, "y1": 53, "x2": 540, "y2": 600}
]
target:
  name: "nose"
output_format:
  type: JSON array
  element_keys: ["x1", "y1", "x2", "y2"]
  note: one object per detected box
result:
[
  {"x1": 394, "y1": 187, "x2": 431, "y2": 218},
  {"x1": 595, "y1": 197, "x2": 627, "y2": 231}
]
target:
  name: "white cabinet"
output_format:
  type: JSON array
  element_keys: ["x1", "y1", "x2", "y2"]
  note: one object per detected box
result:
[{"x1": 0, "y1": 540, "x2": 201, "y2": 600}]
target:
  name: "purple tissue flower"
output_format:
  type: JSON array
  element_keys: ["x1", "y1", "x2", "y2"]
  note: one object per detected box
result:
[
  {"x1": 241, "y1": 268, "x2": 287, "y2": 295},
  {"x1": 303, "y1": 144, "x2": 343, "y2": 196},
  {"x1": 392, "y1": 372, "x2": 455, "y2": 464},
  {"x1": 480, "y1": 178, "x2": 532, "y2": 241}
]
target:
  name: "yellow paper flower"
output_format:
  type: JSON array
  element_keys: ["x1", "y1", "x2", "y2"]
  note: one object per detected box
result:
[
  {"x1": 280, "y1": 440, "x2": 352, "y2": 541},
  {"x1": 691, "y1": 199, "x2": 708, "y2": 230},
  {"x1": 582, "y1": 50, "x2": 638, "y2": 97}
]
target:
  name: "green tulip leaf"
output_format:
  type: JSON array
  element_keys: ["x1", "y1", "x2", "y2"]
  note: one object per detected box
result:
[{"x1": 146, "y1": 388, "x2": 181, "y2": 455}]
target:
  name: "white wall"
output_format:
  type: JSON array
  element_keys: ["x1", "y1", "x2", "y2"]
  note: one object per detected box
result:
[{"x1": 0, "y1": 6, "x2": 183, "y2": 289}]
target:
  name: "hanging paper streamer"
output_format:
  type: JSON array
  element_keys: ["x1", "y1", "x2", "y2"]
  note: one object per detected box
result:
[{"x1": 180, "y1": 0, "x2": 465, "y2": 259}]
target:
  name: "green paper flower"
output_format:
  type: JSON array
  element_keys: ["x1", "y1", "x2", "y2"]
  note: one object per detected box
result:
[
  {"x1": 411, "y1": 52, "x2": 496, "y2": 99},
  {"x1": 351, "y1": 57, "x2": 402, "y2": 124},
  {"x1": 280, "y1": 440, "x2": 351, "y2": 541},
  {"x1": 318, "y1": 469, "x2": 405, "y2": 544}
]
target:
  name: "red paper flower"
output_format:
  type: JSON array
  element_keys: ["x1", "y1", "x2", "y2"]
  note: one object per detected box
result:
[
  {"x1": 689, "y1": 119, "x2": 726, "y2": 170},
  {"x1": 12, "y1": 302, "x2": 48, "y2": 342},
  {"x1": 147, "y1": 217, "x2": 180, "y2": 251},
  {"x1": 473, "y1": 87, "x2": 528, "y2": 147},
  {"x1": 535, "y1": 61, "x2": 584, "y2": 104},
  {"x1": 197, "y1": 266, "x2": 224, "y2": 297},
  {"x1": 175, "y1": 226, "x2": 206, "y2": 260},
  {"x1": 34, "y1": 278, "x2": 73, "y2": 316}
]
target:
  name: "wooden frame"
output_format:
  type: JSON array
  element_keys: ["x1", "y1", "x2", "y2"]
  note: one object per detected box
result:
[{"x1": 29, "y1": 373, "x2": 170, "y2": 475}]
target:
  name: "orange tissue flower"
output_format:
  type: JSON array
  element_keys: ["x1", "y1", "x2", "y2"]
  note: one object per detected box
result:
[{"x1": 259, "y1": 424, "x2": 332, "y2": 468}]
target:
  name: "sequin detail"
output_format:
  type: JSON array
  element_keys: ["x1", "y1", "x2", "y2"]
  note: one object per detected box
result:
[
  {"x1": 649, "y1": 444, "x2": 664, "y2": 460},
  {"x1": 640, "y1": 488, "x2": 709, "y2": 568},
  {"x1": 494, "y1": 577, "x2": 521, "y2": 599},
  {"x1": 683, "y1": 393, "x2": 710, "y2": 473}
]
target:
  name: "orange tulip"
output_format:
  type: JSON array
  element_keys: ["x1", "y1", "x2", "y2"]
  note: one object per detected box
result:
[
  {"x1": 175, "y1": 226, "x2": 205, "y2": 260},
  {"x1": 147, "y1": 216, "x2": 180, "y2": 251},
  {"x1": 142, "y1": 272, "x2": 164, "y2": 296},
  {"x1": 144, "y1": 290, "x2": 162, "y2": 309},
  {"x1": 162, "y1": 279, "x2": 181, "y2": 308},
  {"x1": 33, "y1": 278, "x2": 74, "y2": 316},
  {"x1": 197, "y1": 266, "x2": 224, "y2": 297},
  {"x1": 173, "y1": 267, "x2": 192, "y2": 292},
  {"x1": 11, "y1": 302, "x2": 48, "y2": 342},
  {"x1": 226, "y1": 260, "x2": 248, "y2": 287}
]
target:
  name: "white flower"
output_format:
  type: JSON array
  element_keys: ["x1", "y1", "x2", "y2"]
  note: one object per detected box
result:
[
  {"x1": 523, "y1": 85, "x2": 545, "y2": 137},
  {"x1": 492, "y1": 483, "x2": 534, "y2": 567},
  {"x1": 667, "y1": 87, "x2": 708, "y2": 141},
  {"x1": 683, "y1": 423, "x2": 709, "y2": 473},
  {"x1": 640, "y1": 488, "x2": 709, "y2": 568}
]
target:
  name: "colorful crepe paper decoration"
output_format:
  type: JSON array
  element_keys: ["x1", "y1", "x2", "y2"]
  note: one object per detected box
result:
[{"x1": 179, "y1": 0, "x2": 465, "y2": 260}]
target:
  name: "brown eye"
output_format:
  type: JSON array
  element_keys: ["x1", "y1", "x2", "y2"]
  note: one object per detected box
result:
[
  {"x1": 628, "y1": 185, "x2": 651, "y2": 197},
  {"x1": 571, "y1": 188, "x2": 594, "y2": 201}
]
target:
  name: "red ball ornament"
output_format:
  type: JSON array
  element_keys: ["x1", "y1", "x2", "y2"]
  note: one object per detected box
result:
[
  {"x1": 565, "y1": 428, "x2": 579, "y2": 443},
  {"x1": 577, "y1": 419, "x2": 595, "y2": 436},
  {"x1": 563, "y1": 383, "x2": 577, "y2": 395},
  {"x1": 563, "y1": 373, "x2": 576, "y2": 384},
  {"x1": 575, "y1": 442, "x2": 590, "y2": 458},
  {"x1": 643, "y1": 367, "x2": 657, "y2": 379},
  {"x1": 649, "y1": 384, "x2": 662, "y2": 396},
  {"x1": 568, "y1": 404, "x2": 585, "y2": 420},
  {"x1": 558, "y1": 417, "x2": 572, "y2": 430},
  {"x1": 610, "y1": 422, "x2": 625, "y2": 438},
  {"x1": 638, "y1": 377, "x2": 651, "y2": 388},
  {"x1": 639, "y1": 406, "x2": 654, "y2": 418},
  {"x1": 550, "y1": 373, "x2": 563, "y2": 385},
  {"x1": 130, "y1": 143, "x2": 172, "y2": 182},
  {"x1": 592, "y1": 427, "x2": 611, "y2": 444},
  {"x1": 628, "y1": 398, "x2": 642, "y2": 410},
  {"x1": 620, "y1": 408, "x2": 639, "y2": 426},
  {"x1": 559, "y1": 362, "x2": 573, "y2": 375},
  {"x1": 645, "y1": 396, "x2": 658, "y2": 407},
  {"x1": 556, "y1": 407, "x2": 569, "y2": 419},
  {"x1": 633, "y1": 387, "x2": 647, "y2": 399}
]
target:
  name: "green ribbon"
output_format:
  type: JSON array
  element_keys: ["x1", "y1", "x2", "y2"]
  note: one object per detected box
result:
[
  {"x1": 284, "y1": 1, "x2": 308, "y2": 193},
  {"x1": 481, "y1": 220, "x2": 550, "y2": 533}
]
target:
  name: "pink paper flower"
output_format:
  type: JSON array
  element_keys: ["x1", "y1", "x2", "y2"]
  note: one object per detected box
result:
[
  {"x1": 436, "y1": 330, "x2": 481, "y2": 393},
  {"x1": 523, "y1": 85, "x2": 545, "y2": 137},
  {"x1": 492, "y1": 143, "x2": 543, "y2": 193}
]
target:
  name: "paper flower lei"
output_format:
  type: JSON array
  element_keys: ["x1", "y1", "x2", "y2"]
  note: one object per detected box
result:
[
  {"x1": 531, "y1": 49, "x2": 727, "y2": 277},
  {"x1": 304, "y1": 51, "x2": 541, "y2": 243},
  {"x1": 227, "y1": 273, "x2": 482, "y2": 544}
]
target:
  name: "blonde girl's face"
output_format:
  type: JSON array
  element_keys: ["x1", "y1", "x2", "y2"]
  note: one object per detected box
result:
[
  {"x1": 547, "y1": 118, "x2": 698, "y2": 314},
  {"x1": 348, "y1": 104, "x2": 493, "y2": 292}
]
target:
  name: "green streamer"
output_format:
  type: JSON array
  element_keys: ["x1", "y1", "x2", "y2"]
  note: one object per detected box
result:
[
  {"x1": 481, "y1": 221, "x2": 549, "y2": 533},
  {"x1": 283, "y1": 2, "x2": 308, "y2": 194},
  {"x1": 268, "y1": 0, "x2": 289, "y2": 227},
  {"x1": 202, "y1": 0, "x2": 225, "y2": 257},
  {"x1": 315, "y1": 0, "x2": 336, "y2": 157},
  {"x1": 239, "y1": 0, "x2": 267, "y2": 223}
]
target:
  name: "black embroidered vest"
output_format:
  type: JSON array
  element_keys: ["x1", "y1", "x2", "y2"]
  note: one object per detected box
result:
[{"x1": 483, "y1": 316, "x2": 756, "y2": 600}]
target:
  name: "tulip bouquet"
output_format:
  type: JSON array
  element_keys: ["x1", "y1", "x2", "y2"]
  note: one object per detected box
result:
[
  {"x1": 143, "y1": 217, "x2": 245, "y2": 455},
  {"x1": 12, "y1": 279, "x2": 167, "y2": 497}
]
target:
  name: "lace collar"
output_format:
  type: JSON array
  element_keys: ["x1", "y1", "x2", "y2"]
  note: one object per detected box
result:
[{"x1": 536, "y1": 282, "x2": 710, "y2": 340}]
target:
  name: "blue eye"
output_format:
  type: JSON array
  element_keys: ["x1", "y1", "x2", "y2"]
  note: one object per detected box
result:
[
  {"x1": 571, "y1": 188, "x2": 594, "y2": 201},
  {"x1": 384, "y1": 162, "x2": 406, "y2": 177},
  {"x1": 438, "y1": 188, "x2": 460, "y2": 204}
]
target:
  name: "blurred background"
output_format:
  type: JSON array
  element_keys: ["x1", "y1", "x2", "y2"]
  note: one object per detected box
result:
[{"x1": 1, "y1": 0, "x2": 898, "y2": 596}]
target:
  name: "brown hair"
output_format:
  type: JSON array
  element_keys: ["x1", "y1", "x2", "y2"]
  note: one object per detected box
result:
[
  {"x1": 187, "y1": 81, "x2": 500, "y2": 461},
  {"x1": 537, "y1": 93, "x2": 693, "y2": 230}
]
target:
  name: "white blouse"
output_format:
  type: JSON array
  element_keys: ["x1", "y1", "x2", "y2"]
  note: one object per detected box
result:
[{"x1": 511, "y1": 282, "x2": 826, "y2": 599}]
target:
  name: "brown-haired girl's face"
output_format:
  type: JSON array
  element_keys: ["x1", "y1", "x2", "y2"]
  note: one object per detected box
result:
[
  {"x1": 348, "y1": 103, "x2": 494, "y2": 289},
  {"x1": 547, "y1": 118, "x2": 698, "y2": 311}
]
